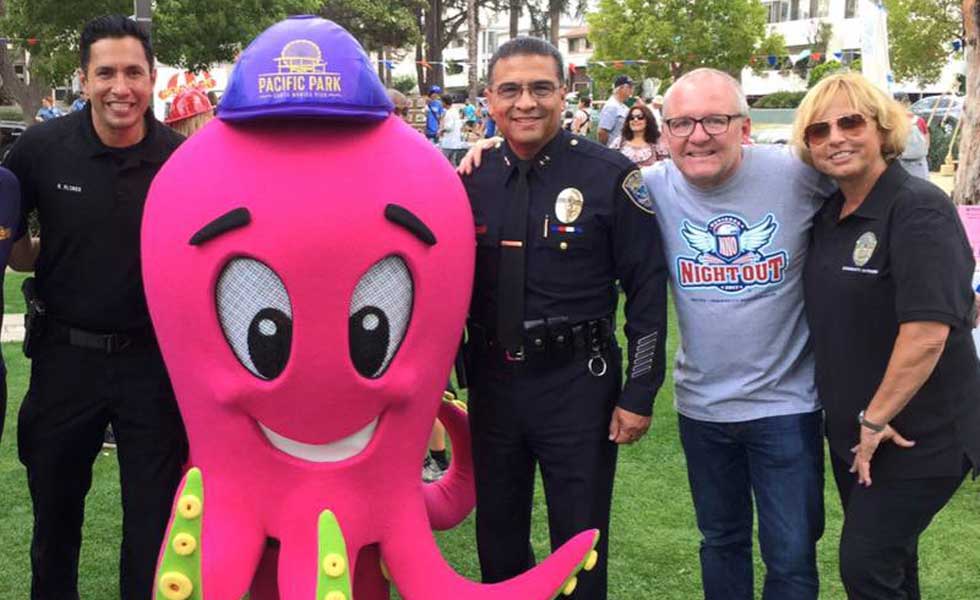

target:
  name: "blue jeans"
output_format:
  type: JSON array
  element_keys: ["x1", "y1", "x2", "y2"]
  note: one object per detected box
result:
[{"x1": 678, "y1": 411, "x2": 824, "y2": 600}]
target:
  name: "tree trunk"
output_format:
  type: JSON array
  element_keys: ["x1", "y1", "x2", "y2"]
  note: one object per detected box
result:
[
  {"x1": 549, "y1": 0, "x2": 561, "y2": 48},
  {"x1": 0, "y1": 0, "x2": 47, "y2": 123},
  {"x1": 467, "y1": 0, "x2": 478, "y2": 101},
  {"x1": 955, "y1": 0, "x2": 978, "y2": 204},
  {"x1": 425, "y1": 0, "x2": 445, "y2": 91},
  {"x1": 510, "y1": 0, "x2": 520, "y2": 38}
]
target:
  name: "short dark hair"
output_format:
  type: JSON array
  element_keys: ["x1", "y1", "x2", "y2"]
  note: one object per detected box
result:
[
  {"x1": 441, "y1": 94, "x2": 454, "y2": 107},
  {"x1": 621, "y1": 103, "x2": 661, "y2": 144},
  {"x1": 80, "y1": 15, "x2": 154, "y2": 72},
  {"x1": 487, "y1": 37, "x2": 564, "y2": 85},
  {"x1": 580, "y1": 97, "x2": 592, "y2": 108}
]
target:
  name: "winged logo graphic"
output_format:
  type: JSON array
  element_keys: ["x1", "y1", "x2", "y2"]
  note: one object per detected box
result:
[{"x1": 676, "y1": 214, "x2": 787, "y2": 293}]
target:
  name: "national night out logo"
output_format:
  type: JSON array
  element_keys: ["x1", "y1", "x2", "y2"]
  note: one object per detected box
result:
[{"x1": 676, "y1": 213, "x2": 787, "y2": 293}]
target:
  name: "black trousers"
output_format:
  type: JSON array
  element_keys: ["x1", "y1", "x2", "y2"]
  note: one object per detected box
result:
[
  {"x1": 17, "y1": 339, "x2": 188, "y2": 600},
  {"x1": 469, "y1": 348, "x2": 621, "y2": 600},
  {"x1": 830, "y1": 451, "x2": 968, "y2": 600}
]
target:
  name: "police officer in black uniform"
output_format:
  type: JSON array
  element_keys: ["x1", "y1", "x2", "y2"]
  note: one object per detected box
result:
[
  {"x1": 5, "y1": 16, "x2": 187, "y2": 600},
  {"x1": 461, "y1": 38, "x2": 668, "y2": 599}
]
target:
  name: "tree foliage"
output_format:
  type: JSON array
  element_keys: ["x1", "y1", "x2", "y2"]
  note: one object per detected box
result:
[
  {"x1": 153, "y1": 0, "x2": 322, "y2": 72},
  {"x1": 320, "y1": 0, "x2": 423, "y2": 53},
  {"x1": 586, "y1": 0, "x2": 772, "y2": 93},
  {"x1": 884, "y1": 0, "x2": 963, "y2": 84}
]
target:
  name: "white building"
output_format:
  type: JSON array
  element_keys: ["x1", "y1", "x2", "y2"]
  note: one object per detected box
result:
[{"x1": 745, "y1": 0, "x2": 963, "y2": 97}]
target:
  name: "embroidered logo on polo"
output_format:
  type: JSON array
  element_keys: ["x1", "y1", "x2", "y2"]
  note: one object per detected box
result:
[
  {"x1": 257, "y1": 39, "x2": 342, "y2": 98},
  {"x1": 56, "y1": 182, "x2": 82, "y2": 193},
  {"x1": 676, "y1": 213, "x2": 787, "y2": 293}
]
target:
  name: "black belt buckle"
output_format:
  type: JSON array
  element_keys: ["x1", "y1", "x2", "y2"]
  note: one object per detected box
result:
[{"x1": 523, "y1": 319, "x2": 548, "y2": 356}]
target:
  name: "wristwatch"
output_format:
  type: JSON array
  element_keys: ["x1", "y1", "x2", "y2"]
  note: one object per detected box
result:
[{"x1": 857, "y1": 410, "x2": 886, "y2": 433}]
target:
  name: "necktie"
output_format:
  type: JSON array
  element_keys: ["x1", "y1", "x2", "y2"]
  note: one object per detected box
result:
[{"x1": 496, "y1": 160, "x2": 531, "y2": 352}]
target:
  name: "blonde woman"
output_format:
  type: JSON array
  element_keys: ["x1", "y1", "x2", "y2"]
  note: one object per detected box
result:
[{"x1": 791, "y1": 72, "x2": 980, "y2": 598}]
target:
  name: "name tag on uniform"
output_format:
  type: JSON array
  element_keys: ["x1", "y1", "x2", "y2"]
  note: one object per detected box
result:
[
  {"x1": 56, "y1": 182, "x2": 83, "y2": 193},
  {"x1": 841, "y1": 266, "x2": 879, "y2": 275}
]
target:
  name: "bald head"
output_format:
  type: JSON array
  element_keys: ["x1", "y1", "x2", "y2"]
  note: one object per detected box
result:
[{"x1": 663, "y1": 68, "x2": 748, "y2": 119}]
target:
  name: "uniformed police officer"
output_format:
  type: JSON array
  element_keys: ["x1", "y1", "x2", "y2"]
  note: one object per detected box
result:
[
  {"x1": 460, "y1": 38, "x2": 668, "y2": 599},
  {"x1": 5, "y1": 15, "x2": 187, "y2": 600}
]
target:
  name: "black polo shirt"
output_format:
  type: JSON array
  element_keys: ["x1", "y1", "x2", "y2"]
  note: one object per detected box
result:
[
  {"x1": 4, "y1": 105, "x2": 183, "y2": 333},
  {"x1": 463, "y1": 129, "x2": 669, "y2": 415},
  {"x1": 804, "y1": 161, "x2": 980, "y2": 479}
]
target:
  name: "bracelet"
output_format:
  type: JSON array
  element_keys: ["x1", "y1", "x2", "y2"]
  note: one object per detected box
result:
[{"x1": 857, "y1": 410, "x2": 886, "y2": 433}]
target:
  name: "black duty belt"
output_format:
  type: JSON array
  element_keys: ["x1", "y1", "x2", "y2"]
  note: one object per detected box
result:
[
  {"x1": 44, "y1": 319, "x2": 156, "y2": 355},
  {"x1": 468, "y1": 316, "x2": 613, "y2": 374}
]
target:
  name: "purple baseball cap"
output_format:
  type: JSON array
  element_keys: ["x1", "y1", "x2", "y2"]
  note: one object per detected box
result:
[{"x1": 218, "y1": 15, "x2": 393, "y2": 122}]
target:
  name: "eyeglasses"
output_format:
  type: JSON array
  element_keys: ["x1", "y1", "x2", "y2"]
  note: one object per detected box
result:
[
  {"x1": 664, "y1": 114, "x2": 743, "y2": 137},
  {"x1": 491, "y1": 80, "x2": 560, "y2": 101},
  {"x1": 393, "y1": 107, "x2": 410, "y2": 116},
  {"x1": 628, "y1": 114, "x2": 646, "y2": 121},
  {"x1": 803, "y1": 113, "x2": 869, "y2": 147}
]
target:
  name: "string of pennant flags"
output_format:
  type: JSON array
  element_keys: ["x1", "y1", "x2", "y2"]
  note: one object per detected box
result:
[{"x1": 380, "y1": 38, "x2": 965, "y2": 72}]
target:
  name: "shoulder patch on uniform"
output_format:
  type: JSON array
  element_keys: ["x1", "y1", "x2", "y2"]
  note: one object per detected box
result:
[{"x1": 622, "y1": 169, "x2": 654, "y2": 214}]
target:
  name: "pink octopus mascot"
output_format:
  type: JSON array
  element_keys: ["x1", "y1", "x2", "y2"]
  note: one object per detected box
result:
[{"x1": 142, "y1": 15, "x2": 599, "y2": 600}]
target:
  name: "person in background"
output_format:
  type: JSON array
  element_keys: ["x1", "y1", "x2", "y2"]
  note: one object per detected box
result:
[
  {"x1": 650, "y1": 94, "x2": 664, "y2": 127},
  {"x1": 597, "y1": 75, "x2": 633, "y2": 147},
  {"x1": 34, "y1": 97, "x2": 63, "y2": 123},
  {"x1": 438, "y1": 95, "x2": 468, "y2": 166},
  {"x1": 612, "y1": 103, "x2": 667, "y2": 167},
  {"x1": 387, "y1": 88, "x2": 412, "y2": 122},
  {"x1": 69, "y1": 91, "x2": 88, "y2": 113},
  {"x1": 571, "y1": 96, "x2": 592, "y2": 136},
  {"x1": 792, "y1": 72, "x2": 980, "y2": 599},
  {"x1": 425, "y1": 85, "x2": 445, "y2": 143},
  {"x1": 896, "y1": 94, "x2": 930, "y2": 180},
  {"x1": 164, "y1": 87, "x2": 214, "y2": 138}
]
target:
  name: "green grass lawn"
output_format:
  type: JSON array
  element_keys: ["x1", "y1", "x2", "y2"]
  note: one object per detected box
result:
[
  {"x1": 1, "y1": 301, "x2": 978, "y2": 598},
  {"x1": 3, "y1": 270, "x2": 30, "y2": 314}
]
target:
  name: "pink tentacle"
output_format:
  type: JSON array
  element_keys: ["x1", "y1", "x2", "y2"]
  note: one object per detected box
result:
[
  {"x1": 423, "y1": 400, "x2": 476, "y2": 530},
  {"x1": 382, "y1": 509, "x2": 599, "y2": 600}
]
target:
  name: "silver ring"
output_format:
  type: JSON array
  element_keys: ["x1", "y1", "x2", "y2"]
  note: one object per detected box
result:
[{"x1": 588, "y1": 356, "x2": 607, "y2": 377}]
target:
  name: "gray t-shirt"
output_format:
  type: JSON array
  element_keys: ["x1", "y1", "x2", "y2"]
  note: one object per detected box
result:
[
  {"x1": 643, "y1": 145, "x2": 831, "y2": 422},
  {"x1": 598, "y1": 96, "x2": 627, "y2": 147}
]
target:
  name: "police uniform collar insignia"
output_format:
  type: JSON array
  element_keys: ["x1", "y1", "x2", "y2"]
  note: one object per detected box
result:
[
  {"x1": 622, "y1": 170, "x2": 654, "y2": 215},
  {"x1": 853, "y1": 231, "x2": 877, "y2": 267},
  {"x1": 218, "y1": 15, "x2": 393, "y2": 123},
  {"x1": 555, "y1": 188, "x2": 584, "y2": 224}
]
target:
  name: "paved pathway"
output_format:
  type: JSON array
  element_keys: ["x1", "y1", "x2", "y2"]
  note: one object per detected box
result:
[{"x1": 2, "y1": 313, "x2": 24, "y2": 343}]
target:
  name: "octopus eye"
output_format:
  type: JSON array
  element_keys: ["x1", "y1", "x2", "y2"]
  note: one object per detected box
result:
[
  {"x1": 216, "y1": 258, "x2": 293, "y2": 379},
  {"x1": 348, "y1": 256, "x2": 413, "y2": 378}
]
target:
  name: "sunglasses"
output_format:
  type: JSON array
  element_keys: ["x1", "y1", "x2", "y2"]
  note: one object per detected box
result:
[
  {"x1": 803, "y1": 113, "x2": 869, "y2": 147},
  {"x1": 394, "y1": 107, "x2": 410, "y2": 116},
  {"x1": 628, "y1": 114, "x2": 646, "y2": 121}
]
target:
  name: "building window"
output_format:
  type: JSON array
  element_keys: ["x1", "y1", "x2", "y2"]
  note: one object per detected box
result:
[
  {"x1": 765, "y1": 1, "x2": 790, "y2": 23},
  {"x1": 569, "y1": 37, "x2": 591, "y2": 53},
  {"x1": 809, "y1": 0, "x2": 829, "y2": 18},
  {"x1": 485, "y1": 31, "x2": 499, "y2": 53},
  {"x1": 844, "y1": 0, "x2": 858, "y2": 18}
]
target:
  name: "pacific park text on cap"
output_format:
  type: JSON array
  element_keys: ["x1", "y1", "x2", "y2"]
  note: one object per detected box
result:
[
  {"x1": 614, "y1": 75, "x2": 634, "y2": 88},
  {"x1": 218, "y1": 15, "x2": 393, "y2": 122}
]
